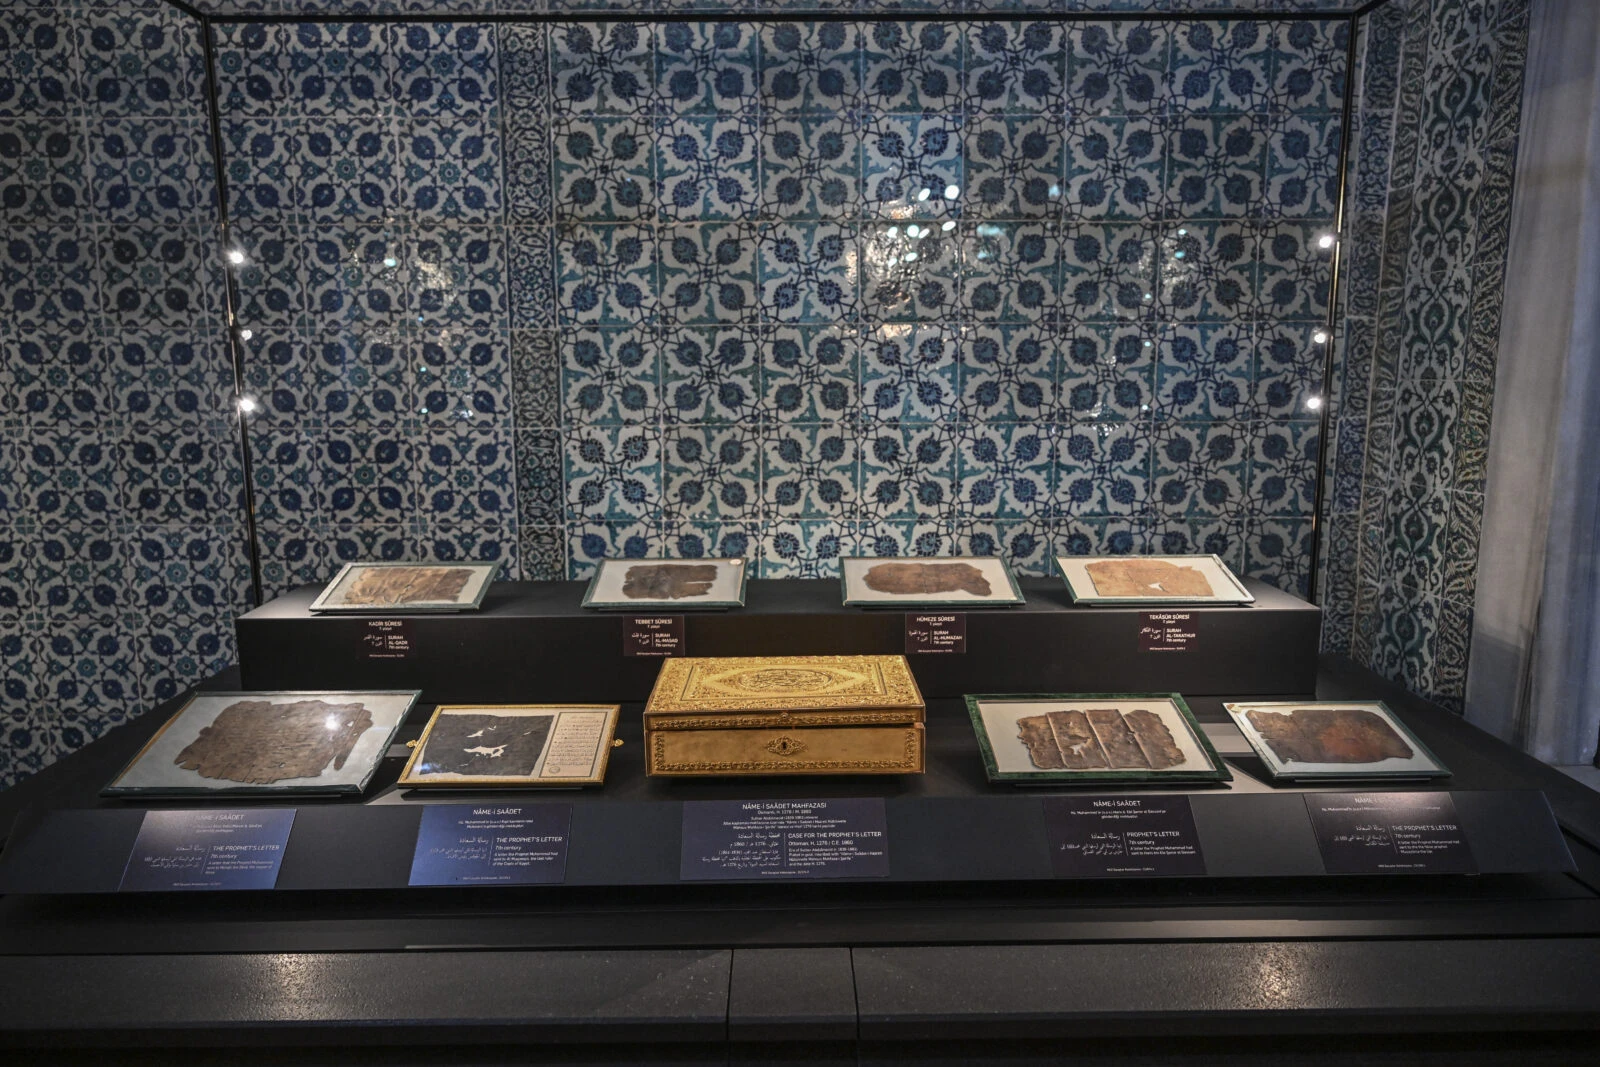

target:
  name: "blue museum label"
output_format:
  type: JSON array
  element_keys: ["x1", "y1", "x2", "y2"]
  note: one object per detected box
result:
[
  {"x1": 1044, "y1": 794, "x2": 1207, "y2": 878},
  {"x1": 1305, "y1": 792, "x2": 1476, "y2": 875},
  {"x1": 680, "y1": 798, "x2": 890, "y2": 881},
  {"x1": 408, "y1": 803, "x2": 572, "y2": 886},
  {"x1": 119, "y1": 808, "x2": 296, "y2": 892}
]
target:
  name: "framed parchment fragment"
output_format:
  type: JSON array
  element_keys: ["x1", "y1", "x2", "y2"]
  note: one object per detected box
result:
[
  {"x1": 839, "y1": 556, "x2": 1025, "y2": 608},
  {"x1": 1054, "y1": 554, "x2": 1254, "y2": 606},
  {"x1": 1225, "y1": 701, "x2": 1450, "y2": 782},
  {"x1": 103, "y1": 691, "x2": 419, "y2": 797},
  {"x1": 965, "y1": 693, "x2": 1231, "y2": 785},
  {"x1": 581, "y1": 557, "x2": 748, "y2": 610},
  {"x1": 309, "y1": 562, "x2": 497, "y2": 614},
  {"x1": 399, "y1": 705, "x2": 622, "y2": 789}
]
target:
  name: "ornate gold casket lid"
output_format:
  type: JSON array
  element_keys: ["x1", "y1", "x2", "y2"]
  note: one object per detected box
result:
[{"x1": 643, "y1": 655, "x2": 925, "y2": 727}]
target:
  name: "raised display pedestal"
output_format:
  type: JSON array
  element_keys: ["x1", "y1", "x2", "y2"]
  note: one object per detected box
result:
[
  {"x1": 234, "y1": 576, "x2": 1321, "y2": 703},
  {"x1": 4, "y1": 649, "x2": 1600, "y2": 1053}
]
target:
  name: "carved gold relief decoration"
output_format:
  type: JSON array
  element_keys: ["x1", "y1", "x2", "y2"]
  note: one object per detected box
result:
[
  {"x1": 765, "y1": 735, "x2": 807, "y2": 757},
  {"x1": 646, "y1": 655, "x2": 923, "y2": 715}
]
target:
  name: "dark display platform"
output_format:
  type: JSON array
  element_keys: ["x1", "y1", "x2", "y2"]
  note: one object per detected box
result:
[
  {"x1": 5, "y1": 587, "x2": 1600, "y2": 1057},
  {"x1": 0, "y1": 706, "x2": 1573, "y2": 892},
  {"x1": 235, "y1": 576, "x2": 1322, "y2": 702}
]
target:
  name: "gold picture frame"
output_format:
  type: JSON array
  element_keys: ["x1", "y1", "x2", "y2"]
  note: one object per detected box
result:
[{"x1": 398, "y1": 704, "x2": 622, "y2": 789}]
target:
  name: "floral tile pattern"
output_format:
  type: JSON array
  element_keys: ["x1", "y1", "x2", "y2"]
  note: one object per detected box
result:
[
  {"x1": 1322, "y1": 0, "x2": 1529, "y2": 712},
  {"x1": 1, "y1": 0, "x2": 1530, "y2": 788},
  {"x1": 1, "y1": 6, "x2": 245, "y2": 789}
]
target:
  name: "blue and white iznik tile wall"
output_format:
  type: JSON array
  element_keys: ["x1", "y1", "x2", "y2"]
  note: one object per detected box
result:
[
  {"x1": 194, "y1": 3, "x2": 1363, "y2": 16},
  {"x1": 216, "y1": 16, "x2": 1346, "y2": 595},
  {"x1": 215, "y1": 21, "x2": 534, "y2": 590},
  {"x1": 5, "y1": 0, "x2": 1523, "y2": 791},
  {"x1": 1314, "y1": 0, "x2": 1528, "y2": 713},
  {"x1": 0, "y1": 0, "x2": 249, "y2": 788}
]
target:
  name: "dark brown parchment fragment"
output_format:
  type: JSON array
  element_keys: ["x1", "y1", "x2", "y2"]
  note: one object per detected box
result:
[
  {"x1": 1246, "y1": 708, "x2": 1414, "y2": 765},
  {"x1": 1086, "y1": 709, "x2": 1150, "y2": 768},
  {"x1": 862, "y1": 562, "x2": 993, "y2": 597},
  {"x1": 1124, "y1": 708, "x2": 1186, "y2": 769},
  {"x1": 1014, "y1": 709, "x2": 1187, "y2": 771},
  {"x1": 621, "y1": 563, "x2": 720, "y2": 600},
  {"x1": 342, "y1": 566, "x2": 473, "y2": 607},
  {"x1": 418, "y1": 713, "x2": 555, "y2": 777},
  {"x1": 174, "y1": 700, "x2": 373, "y2": 785},
  {"x1": 1046, "y1": 710, "x2": 1109, "y2": 769},
  {"x1": 1084, "y1": 558, "x2": 1214, "y2": 598},
  {"x1": 1017, "y1": 715, "x2": 1067, "y2": 769}
]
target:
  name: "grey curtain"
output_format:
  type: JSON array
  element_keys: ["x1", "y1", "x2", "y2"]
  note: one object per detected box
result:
[{"x1": 1466, "y1": 0, "x2": 1600, "y2": 763}]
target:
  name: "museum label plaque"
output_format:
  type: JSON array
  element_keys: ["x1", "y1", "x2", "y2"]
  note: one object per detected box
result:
[
  {"x1": 624, "y1": 615, "x2": 686, "y2": 657},
  {"x1": 1139, "y1": 612, "x2": 1197, "y2": 653},
  {"x1": 680, "y1": 798, "x2": 890, "y2": 880},
  {"x1": 905, "y1": 612, "x2": 967, "y2": 654},
  {"x1": 1044, "y1": 795, "x2": 1206, "y2": 878},
  {"x1": 1306, "y1": 792, "x2": 1476, "y2": 874},
  {"x1": 362, "y1": 619, "x2": 414, "y2": 660},
  {"x1": 408, "y1": 803, "x2": 572, "y2": 886},
  {"x1": 119, "y1": 808, "x2": 296, "y2": 892}
]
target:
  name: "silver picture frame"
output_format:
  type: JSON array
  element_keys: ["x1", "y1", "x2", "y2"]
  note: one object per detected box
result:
[
  {"x1": 581, "y1": 557, "x2": 749, "y2": 610},
  {"x1": 308, "y1": 561, "x2": 498, "y2": 614},
  {"x1": 1225, "y1": 700, "x2": 1451, "y2": 782},
  {"x1": 1054, "y1": 553, "x2": 1255, "y2": 607},
  {"x1": 839, "y1": 556, "x2": 1026, "y2": 609},
  {"x1": 103, "y1": 690, "x2": 421, "y2": 797}
]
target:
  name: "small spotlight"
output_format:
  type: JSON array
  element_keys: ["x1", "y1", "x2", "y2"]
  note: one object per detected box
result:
[
  {"x1": 1174, "y1": 251, "x2": 1185, "y2": 259},
  {"x1": 917, "y1": 188, "x2": 931, "y2": 202},
  {"x1": 1177, "y1": 228, "x2": 1187, "y2": 236},
  {"x1": 237, "y1": 328, "x2": 253, "y2": 341},
  {"x1": 941, "y1": 220, "x2": 956, "y2": 232},
  {"x1": 383, "y1": 256, "x2": 397, "y2": 268},
  {"x1": 225, "y1": 249, "x2": 246, "y2": 265},
  {"x1": 236, "y1": 396, "x2": 259, "y2": 414},
  {"x1": 944, "y1": 184, "x2": 959, "y2": 200},
  {"x1": 903, "y1": 252, "x2": 918, "y2": 262},
  {"x1": 905, "y1": 224, "x2": 921, "y2": 238},
  {"x1": 1317, "y1": 233, "x2": 1336, "y2": 249},
  {"x1": 1306, "y1": 396, "x2": 1324, "y2": 411},
  {"x1": 1313, "y1": 329, "x2": 1329, "y2": 344}
]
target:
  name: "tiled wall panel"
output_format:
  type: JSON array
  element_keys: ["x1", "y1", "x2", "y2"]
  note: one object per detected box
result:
[
  {"x1": 1, "y1": 1, "x2": 247, "y2": 788},
  {"x1": 4, "y1": 0, "x2": 1526, "y2": 789},
  {"x1": 215, "y1": 16, "x2": 1345, "y2": 597},
  {"x1": 1318, "y1": 0, "x2": 1529, "y2": 712},
  {"x1": 195, "y1": 3, "x2": 1362, "y2": 17}
]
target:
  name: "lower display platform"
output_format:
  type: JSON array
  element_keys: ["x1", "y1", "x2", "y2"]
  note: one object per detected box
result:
[{"x1": 3, "y1": 655, "x2": 1600, "y2": 1053}]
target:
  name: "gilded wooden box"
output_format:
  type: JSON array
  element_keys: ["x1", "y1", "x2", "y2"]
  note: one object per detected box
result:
[{"x1": 642, "y1": 655, "x2": 926, "y2": 777}]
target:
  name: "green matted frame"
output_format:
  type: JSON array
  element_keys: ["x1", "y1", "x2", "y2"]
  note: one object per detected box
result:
[
  {"x1": 1223, "y1": 700, "x2": 1451, "y2": 782},
  {"x1": 308, "y1": 561, "x2": 498, "y2": 614},
  {"x1": 964, "y1": 692, "x2": 1233, "y2": 786},
  {"x1": 1052, "y1": 554, "x2": 1255, "y2": 607},
  {"x1": 839, "y1": 556, "x2": 1026, "y2": 609},
  {"x1": 580, "y1": 557, "x2": 750, "y2": 611}
]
